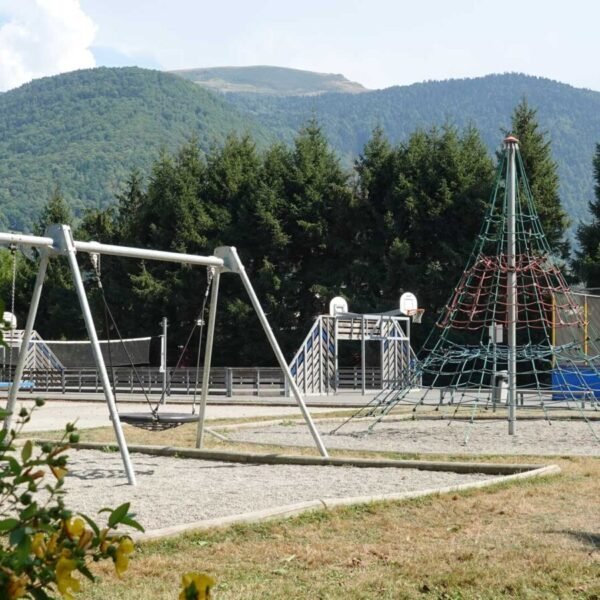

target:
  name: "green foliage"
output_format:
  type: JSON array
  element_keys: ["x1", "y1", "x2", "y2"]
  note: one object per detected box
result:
[
  {"x1": 574, "y1": 144, "x2": 600, "y2": 286},
  {"x1": 45, "y1": 123, "x2": 494, "y2": 362},
  {"x1": 0, "y1": 110, "x2": 568, "y2": 365},
  {"x1": 0, "y1": 403, "x2": 143, "y2": 599},
  {"x1": 506, "y1": 99, "x2": 569, "y2": 255},
  {"x1": 228, "y1": 73, "x2": 599, "y2": 233},
  {"x1": 0, "y1": 67, "x2": 271, "y2": 231},
  {"x1": 33, "y1": 188, "x2": 73, "y2": 237},
  {"x1": 0, "y1": 69, "x2": 596, "y2": 237},
  {"x1": 351, "y1": 124, "x2": 494, "y2": 337}
]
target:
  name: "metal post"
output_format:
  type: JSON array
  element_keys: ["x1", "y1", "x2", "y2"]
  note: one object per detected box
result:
[
  {"x1": 216, "y1": 247, "x2": 328, "y2": 457},
  {"x1": 3, "y1": 252, "x2": 50, "y2": 433},
  {"x1": 361, "y1": 316, "x2": 366, "y2": 395},
  {"x1": 506, "y1": 136, "x2": 518, "y2": 435},
  {"x1": 54, "y1": 225, "x2": 137, "y2": 485},
  {"x1": 160, "y1": 317, "x2": 168, "y2": 403},
  {"x1": 196, "y1": 268, "x2": 220, "y2": 448},
  {"x1": 334, "y1": 317, "x2": 339, "y2": 394},
  {"x1": 318, "y1": 318, "x2": 323, "y2": 394}
]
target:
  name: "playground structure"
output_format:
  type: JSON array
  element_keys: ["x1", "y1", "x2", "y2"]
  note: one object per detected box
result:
[
  {"x1": 0, "y1": 224, "x2": 329, "y2": 484},
  {"x1": 289, "y1": 295, "x2": 420, "y2": 395},
  {"x1": 339, "y1": 136, "x2": 600, "y2": 440}
]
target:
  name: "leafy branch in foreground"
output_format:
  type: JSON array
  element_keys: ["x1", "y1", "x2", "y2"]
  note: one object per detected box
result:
[{"x1": 0, "y1": 401, "x2": 143, "y2": 599}]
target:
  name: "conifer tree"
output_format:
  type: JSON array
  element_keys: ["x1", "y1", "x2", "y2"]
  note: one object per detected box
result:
[
  {"x1": 353, "y1": 125, "x2": 494, "y2": 325},
  {"x1": 276, "y1": 120, "x2": 354, "y2": 351},
  {"x1": 351, "y1": 127, "x2": 395, "y2": 311},
  {"x1": 574, "y1": 144, "x2": 600, "y2": 287},
  {"x1": 507, "y1": 99, "x2": 569, "y2": 256},
  {"x1": 25, "y1": 187, "x2": 84, "y2": 338}
]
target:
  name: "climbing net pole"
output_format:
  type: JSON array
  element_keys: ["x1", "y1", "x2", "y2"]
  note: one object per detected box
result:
[
  {"x1": 337, "y1": 136, "x2": 600, "y2": 443},
  {"x1": 506, "y1": 136, "x2": 518, "y2": 435}
]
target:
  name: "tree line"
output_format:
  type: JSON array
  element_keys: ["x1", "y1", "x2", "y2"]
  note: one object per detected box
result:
[{"x1": 4, "y1": 99, "x2": 596, "y2": 367}]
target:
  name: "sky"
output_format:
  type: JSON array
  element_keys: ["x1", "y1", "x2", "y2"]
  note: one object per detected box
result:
[{"x1": 0, "y1": 0, "x2": 597, "y2": 93}]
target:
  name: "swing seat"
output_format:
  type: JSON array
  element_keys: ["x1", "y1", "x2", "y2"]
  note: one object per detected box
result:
[{"x1": 117, "y1": 412, "x2": 200, "y2": 431}]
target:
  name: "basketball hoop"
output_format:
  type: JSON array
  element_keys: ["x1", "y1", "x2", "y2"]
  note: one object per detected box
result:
[{"x1": 407, "y1": 308, "x2": 425, "y2": 324}]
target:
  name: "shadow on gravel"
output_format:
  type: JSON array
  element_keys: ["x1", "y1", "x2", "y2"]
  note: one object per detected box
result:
[{"x1": 561, "y1": 529, "x2": 600, "y2": 549}]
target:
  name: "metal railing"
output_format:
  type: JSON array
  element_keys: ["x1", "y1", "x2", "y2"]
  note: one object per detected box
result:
[{"x1": 1, "y1": 366, "x2": 411, "y2": 397}]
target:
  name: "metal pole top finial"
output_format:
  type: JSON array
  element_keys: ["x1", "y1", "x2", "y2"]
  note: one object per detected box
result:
[{"x1": 504, "y1": 135, "x2": 520, "y2": 146}]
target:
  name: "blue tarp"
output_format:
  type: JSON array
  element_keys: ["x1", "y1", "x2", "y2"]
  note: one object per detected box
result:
[
  {"x1": 0, "y1": 380, "x2": 35, "y2": 391},
  {"x1": 552, "y1": 367, "x2": 600, "y2": 400}
]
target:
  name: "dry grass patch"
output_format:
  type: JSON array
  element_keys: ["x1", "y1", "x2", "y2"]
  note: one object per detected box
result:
[{"x1": 75, "y1": 455, "x2": 599, "y2": 600}]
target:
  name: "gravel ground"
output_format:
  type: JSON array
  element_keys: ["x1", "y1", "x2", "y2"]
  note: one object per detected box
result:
[
  {"x1": 61, "y1": 449, "x2": 494, "y2": 532},
  {"x1": 227, "y1": 418, "x2": 600, "y2": 456}
]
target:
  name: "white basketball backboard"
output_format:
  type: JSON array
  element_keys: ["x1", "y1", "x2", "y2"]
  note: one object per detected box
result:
[
  {"x1": 2, "y1": 311, "x2": 16, "y2": 329},
  {"x1": 329, "y1": 296, "x2": 348, "y2": 316},
  {"x1": 399, "y1": 292, "x2": 418, "y2": 315}
]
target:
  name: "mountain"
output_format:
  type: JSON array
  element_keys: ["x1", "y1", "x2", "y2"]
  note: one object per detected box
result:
[
  {"x1": 0, "y1": 67, "x2": 270, "y2": 230},
  {"x1": 170, "y1": 65, "x2": 368, "y2": 96},
  {"x1": 0, "y1": 67, "x2": 599, "y2": 236},
  {"x1": 226, "y1": 73, "x2": 600, "y2": 230}
]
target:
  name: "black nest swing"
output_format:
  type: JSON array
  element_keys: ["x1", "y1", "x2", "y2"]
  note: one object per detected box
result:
[
  {"x1": 117, "y1": 411, "x2": 200, "y2": 431},
  {"x1": 91, "y1": 254, "x2": 215, "y2": 431}
]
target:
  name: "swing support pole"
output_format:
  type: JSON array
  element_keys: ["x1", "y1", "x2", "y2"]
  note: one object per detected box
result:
[
  {"x1": 3, "y1": 252, "x2": 50, "y2": 434},
  {"x1": 215, "y1": 246, "x2": 329, "y2": 457},
  {"x1": 52, "y1": 225, "x2": 137, "y2": 485},
  {"x1": 196, "y1": 267, "x2": 221, "y2": 448}
]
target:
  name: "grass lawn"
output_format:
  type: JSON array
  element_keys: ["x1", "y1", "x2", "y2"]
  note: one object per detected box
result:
[
  {"x1": 27, "y1": 419, "x2": 600, "y2": 598},
  {"x1": 74, "y1": 450, "x2": 597, "y2": 597}
]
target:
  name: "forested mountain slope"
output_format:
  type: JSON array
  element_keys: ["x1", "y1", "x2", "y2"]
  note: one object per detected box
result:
[
  {"x1": 0, "y1": 67, "x2": 270, "y2": 229},
  {"x1": 0, "y1": 68, "x2": 599, "y2": 232},
  {"x1": 229, "y1": 73, "x2": 600, "y2": 225}
]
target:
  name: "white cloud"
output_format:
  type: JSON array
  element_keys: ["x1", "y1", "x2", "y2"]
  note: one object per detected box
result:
[{"x1": 0, "y1": 0, "x2": 97, "y2": 92}]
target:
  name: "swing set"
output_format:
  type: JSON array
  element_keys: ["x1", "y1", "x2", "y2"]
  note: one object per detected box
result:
[
  {"x1": 1, "y1": 244, "x2": 35, "y2": 391},
  {"x1": 0, "y1": 224, "x2": 329, "y2": 485}
]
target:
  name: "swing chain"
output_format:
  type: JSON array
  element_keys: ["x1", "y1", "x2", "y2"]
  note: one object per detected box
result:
[
  {"x1": 90, "y1": 252, "x2": 102, "y2": 289},
  {"x1": 194, "y1": 267, "x2": 215, "y2": 328},
  {"x1": 9, "y1": 244, "x2": 17, "y2": 319}
]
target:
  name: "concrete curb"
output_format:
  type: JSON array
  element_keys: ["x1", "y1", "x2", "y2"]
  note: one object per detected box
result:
[
  {"x1": 63, "y1": 441, "x2": 547, "y2": 475},
  {"x1": 134, "y1": 464, "x2": 560, "y2": 542}
]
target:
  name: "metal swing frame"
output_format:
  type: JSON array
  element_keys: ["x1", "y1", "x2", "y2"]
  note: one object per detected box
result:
[
  {"x1": 1, "y1": 224, "x2": 328, "y2": 485},
  {"x1": 91, "y1": 255, "x2": 216, "y2": 431}
]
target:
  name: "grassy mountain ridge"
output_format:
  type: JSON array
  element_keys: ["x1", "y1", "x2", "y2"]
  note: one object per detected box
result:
[
  {"x1": 227, "y1": 73, "x2": 600, "y2": 226},
  {"x1": 0, "y1": 67, "x2": 270, "y2": 229},
  {"x1": 171, "y1": 65, "x2": 367, "y2": 95}
]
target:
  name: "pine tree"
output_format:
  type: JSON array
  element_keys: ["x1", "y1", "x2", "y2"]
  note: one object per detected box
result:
[
  {"x1": 203, "y1": 134, "x2": 279, "y2": 364},
  {"x1": 353, "y1": 124, "x2": 494, "y2": 326},
  {"x1": 33, "y1": 185, "x2": 73, "y2": 236},
  {"x1": 276, "y1": 120, "x2": 354, "y2": 352},
  {"x1": 574, "y1": 144, "x2": 600, "y2": 287},
  {"x1": 23, "y1": 187, "x2": 85, "y2": 339},
  {"x1": 351, "y1": 127, "x2": 395, "y2": 311},
  {"x1": 507, "y1": 99, "x2": 569, "y2": 256}
]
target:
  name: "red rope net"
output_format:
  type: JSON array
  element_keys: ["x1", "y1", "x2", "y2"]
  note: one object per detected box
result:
[{"x1": 438, "y1": 254, "x2": 583, "y2": 331}]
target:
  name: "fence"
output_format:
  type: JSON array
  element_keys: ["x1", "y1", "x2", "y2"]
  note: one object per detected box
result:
[{"x1": 1, "y1": 366, "x2": 392, "y2": 397}]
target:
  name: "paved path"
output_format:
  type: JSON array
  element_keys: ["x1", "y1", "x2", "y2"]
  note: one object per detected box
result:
[
  {"x1": 1, "y1": 389, "x2": 377, "y2": 405},
  {"x1": 6, "y1": 399, "x2": 350, "y2": 432}
]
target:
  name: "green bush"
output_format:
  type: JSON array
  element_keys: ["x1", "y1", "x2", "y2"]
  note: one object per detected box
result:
[{"x1": 0, "y1": 402, "x2": 143, "y2": 599}]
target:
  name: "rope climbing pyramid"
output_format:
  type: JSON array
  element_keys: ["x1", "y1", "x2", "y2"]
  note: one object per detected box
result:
[{"x1": 339, "y1": 136, "x2": 599, "y2": 440}]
